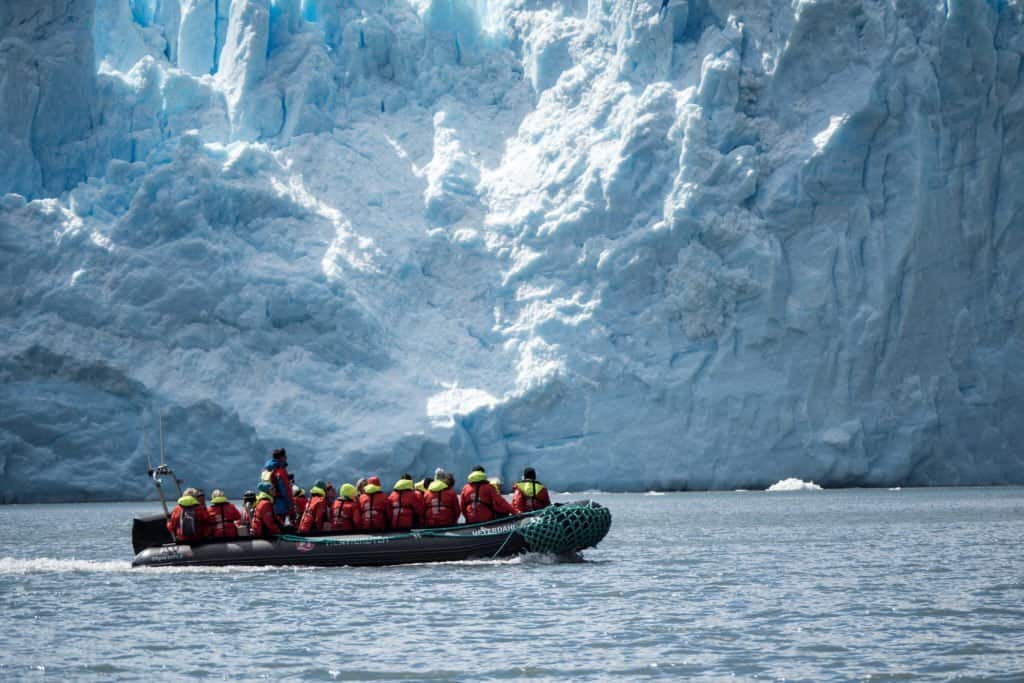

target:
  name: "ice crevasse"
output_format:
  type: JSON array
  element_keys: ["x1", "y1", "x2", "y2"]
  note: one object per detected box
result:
[{"x1": 0, "y1": 0, "x2": 1022, "y2": 501}]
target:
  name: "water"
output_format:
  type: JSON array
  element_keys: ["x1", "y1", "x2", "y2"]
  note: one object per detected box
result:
[{"x1": 2, "y1": 488, "x2": 1023, "y2": 681}]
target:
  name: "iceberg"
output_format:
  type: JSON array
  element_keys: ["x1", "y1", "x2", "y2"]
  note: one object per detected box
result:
[
  {"x1": 766, "y1": 478, "x2": 823, "y2": 493},
  {"x1": 1, "y1": 0, "x2": 1023, "y2": 502}
]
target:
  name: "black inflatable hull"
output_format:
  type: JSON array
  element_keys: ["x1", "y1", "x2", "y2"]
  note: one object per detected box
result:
[{"x1": 131, "y1": 501, "x2": 611, "y2": 568}]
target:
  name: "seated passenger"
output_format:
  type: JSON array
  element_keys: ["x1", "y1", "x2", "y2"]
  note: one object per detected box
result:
[
  {"x1": 298, "y1": 481, "x2": 329, "y2": 533},
  {"x1": 237, "y1": 493, "x2": 256, "y2": 536},
  {"x1": 207, "y1": 489, "x2": 241, "y2": 539},
  {"x1": 512, "y1": 467, "x2": 552, "y2": 513},
  {"x1": 293, "y1": 483, "x2": 308, "y2": 521},
  {"x1": 358, "y1": 476, "x2": 392, "y2": 531},
  {"x1": 167, "y1": 487, "x2": 208, "y2": 543},
  {"x1": 423, "y1": 474, "x2": 460, "y2": 528},
  {"x1": 250, "y1": 482, "x2": 282, "y2": 539},
  {"x1": 388, "y1": 473, "x2": 425, "y2": 531},
  {"x1": 330, "y1": 483, "x2": 362, "y2": 531},
  {"x1": 460, "y1": 466, "x2": 514, "y2": 524}
]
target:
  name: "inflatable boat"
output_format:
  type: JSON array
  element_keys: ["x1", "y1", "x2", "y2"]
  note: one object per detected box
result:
[{"x1": 131, "y1": 500, "x2": 611, "y2": 568}]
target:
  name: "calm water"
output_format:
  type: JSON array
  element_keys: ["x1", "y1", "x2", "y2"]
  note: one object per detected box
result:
[{"x1": 1, "y1": 488, "x2": 1023, "y2": 681}]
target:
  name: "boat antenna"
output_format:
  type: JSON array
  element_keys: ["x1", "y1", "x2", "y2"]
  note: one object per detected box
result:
[
  {"x1": 158, "y1": 411, "x2": 184, "y2": 497},
  {"x1": 144, "y1": 413, "x2": 170, "y2": 518}
]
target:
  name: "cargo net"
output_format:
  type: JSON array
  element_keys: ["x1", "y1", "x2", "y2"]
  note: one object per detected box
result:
[{"x1": 519, "y1": 501, "x2": 612, "y2": 554}]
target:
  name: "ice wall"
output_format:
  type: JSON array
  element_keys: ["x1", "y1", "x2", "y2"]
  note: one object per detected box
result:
[{"x1": 1, "y1": 0, "x2": 1022, "y2": 501}]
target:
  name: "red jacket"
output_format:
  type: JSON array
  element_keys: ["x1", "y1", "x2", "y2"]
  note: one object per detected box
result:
[
  {"x1": 263, "y1": 463, "x2": 294, "y2": 516},
  {"x1": 294, "y1": 493, "x2": 308, "y2": 520},
  {"x1": 358, "y1": 490, "x2": 392, "y2": 531},
  {"x1": 250, "y1": 497, "x2": 281, "y2": 538},
  {"x1": 298, "y1": 494, "x2": 328, "y2": 533},
  {"x1": 460, "y1": 481, "x2": 514, "y2": 523},
  {"x1": 167, "y1": 500, "x2": 208, "y2": 543},
  {"x1": 512, "y1": 480, "x2": 552, "y2": 513},
  {"x1": 207, "y1": 502, "x2": 241, "y2": 538},
  {"x1": 422, "y1": 483, "x2": 460, "y2": 528},
  {"x1": 329, "y1": 498, "x2": 362, "y2": 531},
  {"x1": 388, "y1": 488, "x2": 425, "y2": 530}
]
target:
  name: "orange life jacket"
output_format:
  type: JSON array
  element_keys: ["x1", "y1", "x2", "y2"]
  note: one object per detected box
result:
[
  {"x1": 207, "y1": 502, "x2": 241, "y2": 538},
  {"x1": 358, "y1": 491, "x2": 391, "y2": 531}
]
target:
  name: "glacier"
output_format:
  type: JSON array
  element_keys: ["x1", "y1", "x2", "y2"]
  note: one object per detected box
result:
[{"x1": 1, "y1": 0, "x2": 1023, "y2": 502}]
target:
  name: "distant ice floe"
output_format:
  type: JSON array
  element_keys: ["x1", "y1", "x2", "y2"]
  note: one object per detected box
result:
[{"x1": 766, "y1": 478, "x2": 823, "y2": 492}]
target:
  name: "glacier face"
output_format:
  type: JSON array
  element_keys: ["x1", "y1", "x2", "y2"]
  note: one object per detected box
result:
[{"x1": 1, "y1": 0, "x2": 1023, "y2": 502}]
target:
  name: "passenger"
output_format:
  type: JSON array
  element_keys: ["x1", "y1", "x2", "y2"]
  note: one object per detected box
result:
[
  {"x1": 389, "y1": 473, "x2": 425, "y2": 531},
  {"x1": 192, "y1": 488, "x2": 211, "y2": 537},
  {"x1": 250, "y1": 482, "x2": 282, "y2": 539},
  {"x1": 261, "y1": 448, "x2": 295, "y2": 524},
  {"x1": 356, "y1": 477, "x2": 368, "y2": 496},
  {"x1": 415, "y1": 477, "x2": 430, "y2": 495},
  {"x1": 324, "y1": 482, "x2": 338, "y2": 509},
  {"x1": 331, "y1": 483, "x2": 362, "y2": 531},
  {"x1": 460, "y1": 466, "x2": 514, "y2": 524},
  {"x1": 489, "y1": 477, "x2": 503, "y2": 495},
  {"x1": 238, "y1": 490, "x2": 257, "y2": 535},
  {"x1": 293, "y1": 483, "x2": 307, "y2": 520},
  {"x1": 358, "y1": 476, "x2": 392, "y2": 531},
  {"x1": 513, "y1": 467, "x2": 552, "y2": 513},
  {"x1": 423, "y1": 473, "x2": 460, "y2": 528},
  {"x1": 166, "y1": 487, "x2": 208, "y2": 543},
  {"x1": 298, "y1": 481, "x2": 329, "y2": 533},
  {"x1": 207, "y1": 489, "x2": 241, "y2": 539}
]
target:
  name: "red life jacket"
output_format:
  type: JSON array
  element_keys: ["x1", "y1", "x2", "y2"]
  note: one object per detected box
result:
[
  {"x1": 250, "y1": 497, "x2": 281, "y2": 538},
  {"x1": 423, "y1": 485, "x2": 460, "y2": 527},
  {"x1": 388, "y1": 489, "x2": 424, "y2": 530},
  {"x1": 460, "y1": 482, "x2": 514, "y2": 524},
  {"x1": 358, "y1": 491, "x2": 391, "y2": 531},
  {"x1": 298, "y1": 495, "x2": 327, "y2": 533},
  {"x1": 207, "y1": 502, "x2": 241, "y2": 538},
  {"x1": 294, "y1": 494, "x2": 308, "y2": 519},
  {"x1": 167, "y1": 501, "x2": 207, "y2": 543},
  {"x1": 329, "y1": 498, "x2": 361, "y2": 530},
  {"x1": 512, "y1": 480, "x2": 551, "y2": 513}
]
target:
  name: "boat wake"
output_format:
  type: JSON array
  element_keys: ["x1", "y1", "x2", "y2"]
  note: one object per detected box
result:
[{"x1": 0, "y1": 557, "x2": 316, "y2": 575}]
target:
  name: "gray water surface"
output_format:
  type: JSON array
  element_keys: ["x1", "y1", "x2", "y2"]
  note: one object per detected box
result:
[{"x1": 1, "y1": 488, "x2": 1023, "y2": 681}]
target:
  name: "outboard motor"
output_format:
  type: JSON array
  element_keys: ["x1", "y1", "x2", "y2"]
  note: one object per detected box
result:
[{"x1": 132, "y1": 513, "x2": 174, "y2": 554}]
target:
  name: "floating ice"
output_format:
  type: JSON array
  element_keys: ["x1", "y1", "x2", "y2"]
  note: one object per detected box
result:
[{"x1": 766, "y1": 478, "x2": 823, "y2": 492}]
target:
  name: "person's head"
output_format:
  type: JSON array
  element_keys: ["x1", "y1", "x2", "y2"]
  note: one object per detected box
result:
[
  {"x1": 367, "y1": 476, "x2": 381, "y2": 487},
  {"x1": 310, "y1": 480, "x2": 327, "y2": 497},
  {"x1": 340, "y1": 483, "x2": 358, "y2": 501},
  {"x1": 243, "y1": 490, "x2": 256, "y2": 505},
  {"x1": 194, "y1": 488, "x2": 206, "y2": 503},
  {"x1": 272, "y1": 447, "x2": 287, "y2": 462},
  {"x1": 489, "y1": 477, "x2": 502, "y2": 493},
  {"x1": 256, "y1": 482, "x2": 275, "y2": 498},
  {"x1": 467, "y1": 468, "x2": 488, "y2": 483},
  {"x1": 523, "y1": 467, "x2": 537, "y2": 481},
  {"x1": 289, "y1": 473, "x2": 295, "y2": 483},
  {"x1": 434, "y1": 467, "x2": 445, "y2": 481},
  {"x1": 356, "y1": 477, "x2": 367, "y2": 493},
  {"x1": 444, "y1": 472, "x2": 455, "y2": 487},
  {"x1": 325, "y1": 482, "x2": 336, "y2": 499},
  {"x1": 211, "y1": 489, "x2": 228, "y2": 504},
  {"x1": 292, "y1": 484, "x2": 304, "y2": 497}
]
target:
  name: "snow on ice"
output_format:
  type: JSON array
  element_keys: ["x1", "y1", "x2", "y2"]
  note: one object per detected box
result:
[{"x1": 1, "y1": 0, "x2": 1023, "y2": 501}]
